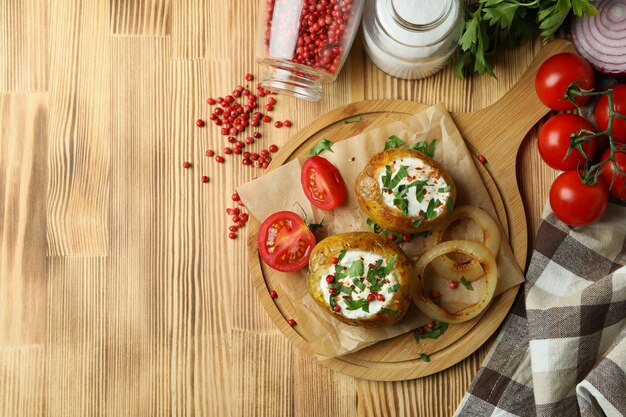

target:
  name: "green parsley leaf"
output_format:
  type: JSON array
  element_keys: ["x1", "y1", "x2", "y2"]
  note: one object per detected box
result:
[
  {"x1": 352, "y1": 277, "x2": 366, "y2": 291},
  {"x1": 329, "y1": 294, "x2": 337, "y2": 308},
  {"x1": 384, "y1": 135, "x2": 405, "y2": 150},
  {"x1": 454, "y1": 0, "x2": 597, "y2": 79},
  {"x1": 381, "y1": 165, "x2": 393, "y2": 189},
  {"x1": 366, "y1": 267, "x2": 377, "y2": 285},
  {"x1": 409, "y1": 139, "x2": 437, "y2": 158},
  {"x1": 413, "y1": 322, "x2": 449, "y2": 342},
  {"x1": 412, "y1": 218, "x2": 424, "y2": 229},
  {"x1": 423, "y1": 198, "x2": 440, "y2": 220},
  {"x1": 388, "y1": 283, "x2": 401, "y2": 294},
  {"x1": 387, "y1": 165, "x2": 409, "y2": 190},
  {"x1": 461, "y1": 276, "x2": 474, "y2": 291},
  {"x1": 414, "y1": 182, "x2": 426, "y2": 203},
  {"x1": 367, "y1": 218, "x2": 405, "y2": 244},
  {"x1": 445, "y1": 196, "x2": 455, "y2": 213},
  {"x1": 419, "y1": 353, "x2": 431, "y2": 362},
  {"x1": 392, "y1": 190, "x2": 409, "y2": 216},
  {"x1": 380, "y1": 307, "x2": 399, "y2": 317},
  {"x1": 340, "y1": 285, "x2": 353, "y2": 295},
  {"x1": 307, "y1": 139, "x2": 334, "y2": 157},
  {"x1": 362, "y1": 301, "x2": 370, "y2": 313},
  {"x1": 337, "y1": 249, "x2": 347, "y2": 262},
  {"x1": 438, "y1": 184, "x2": 453, "y2": 193},
  {"x1": 384, "y1": 255, "x2": 397, "y2": 276},
  {"x1": 344, "y1": 299, "x2": 368, "y2": 311},
  {"x1": 344, "y1": 117, "x2": 362, "y2": 124},
  {"x1": 346, "y1": 260, "x2": 364, "y2": 278}
]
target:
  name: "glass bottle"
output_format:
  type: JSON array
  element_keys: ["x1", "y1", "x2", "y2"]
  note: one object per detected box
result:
[
  {"x1": 257, "y1": 0, "x2": 366, "y2": 101},
  {"x1": 362, "y1": 0, "x2": 463, "y2": 80}
]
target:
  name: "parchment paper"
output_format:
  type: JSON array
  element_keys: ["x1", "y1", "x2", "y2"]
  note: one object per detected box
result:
[{"x1": 238, "y1": 103, "x2": 525, "y2": 358}]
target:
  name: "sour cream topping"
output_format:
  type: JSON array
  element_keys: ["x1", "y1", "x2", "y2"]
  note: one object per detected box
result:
[
  {"x1": 376, "y1": 157, "x2": 451, "y2": 217},
  {"x1": 319, "y1": 250, "x2": 400, "y2": 319}
]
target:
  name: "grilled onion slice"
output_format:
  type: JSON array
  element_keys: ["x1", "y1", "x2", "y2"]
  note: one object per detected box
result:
[
  {"x1": 425, "y1": 206, "x2": 501, "y2": 282},
  {"x1": 413, "y1": 240, "x2": 498, "y2": 324}
]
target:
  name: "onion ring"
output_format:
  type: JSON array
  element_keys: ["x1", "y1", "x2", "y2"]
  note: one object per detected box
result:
[
  {"x1": 413, "y1": 240, "x2": 498, "y2": 324},
  {"x1": 424, "y1": 206, "x2": 501, "y2": 282}
]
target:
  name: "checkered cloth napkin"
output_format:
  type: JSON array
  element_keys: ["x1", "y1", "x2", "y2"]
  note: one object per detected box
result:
[{"x1": 454, "y1": 201, "x2": 626, "y2": 417}]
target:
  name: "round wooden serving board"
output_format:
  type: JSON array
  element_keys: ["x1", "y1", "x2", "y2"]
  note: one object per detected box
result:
[{"x1": 247, "y1": 40, "x2": 576, "y2": 381}]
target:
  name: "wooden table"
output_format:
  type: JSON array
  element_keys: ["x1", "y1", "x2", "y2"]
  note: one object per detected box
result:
[{"x1": 0, "y1": 1, "x2": 558, "y2": 416}]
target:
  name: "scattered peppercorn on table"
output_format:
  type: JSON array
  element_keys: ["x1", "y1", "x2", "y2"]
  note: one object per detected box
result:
[{"x1": 0, "y1": 1, "x2": 558, "y2": 416}]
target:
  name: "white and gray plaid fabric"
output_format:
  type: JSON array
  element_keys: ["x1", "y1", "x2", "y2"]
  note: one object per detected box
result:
[{"x1": 455, "y1": 201, "x2": 626, "y2": 417}]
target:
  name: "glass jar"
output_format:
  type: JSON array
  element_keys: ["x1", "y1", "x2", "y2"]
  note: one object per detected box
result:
[
  {"x1": 257, "y1": 0, "x2": 366, "y2": 101},
  {"x1": 362, "y1": 0, "x2": 463, "y2": 80}
]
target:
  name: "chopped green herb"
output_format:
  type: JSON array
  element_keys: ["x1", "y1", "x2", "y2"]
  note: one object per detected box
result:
[
  {"x1": 419, "y1": 353, "x2": 431, "y2": 362},
  {"x1": 438, "y1": 184, "x2": 453, "y2": 193},
  {"x1": 344, "y1": 117, "x2": 362, "y2": 124},
  {"x1": 409, "y1": 139, "x2": 437, "y2": 158},
  {"x1": 461, "y1": 276, "x2": 474, "y2": 291},
  {"x1": 372, "y1": 260, "x2": 386, "y2": 278},
  {"x1": 366, "y1": 267, "x2": 377, "y2": 285},
  {"x1": 423, "y1": 198, "x2": 440, "y2": 220},
  {"x1": 340, "y1": 285, "x2": 353, "y2": 295},
  {"x1": 380, "y1": 307, "x2": 399, "y2": 316},
  {"x1": 346, "y1": 260, "x2": 364, "y2": 278},
  {"x1": 362, "y1": 301, "x2": 370, "y2": 313},
  {"x1": 393, "y1": 189, "x2": 409, "y2": 215},
  {"x1": 445, "y1": 196, "x2": 455, "y2": 213},
  {"x1": 344, "y1": 298, "x2": 369, "y2": 311},
  {"x1": 329, "y1": 294, "x2": 337, "y2": 308},
  {"x1": 366, "y1": 218, "x2": 405, "y2": 244},
  {"x1": 371, "y1": 280, "x2": 385, "y2": 293},
  {"x1": 388, "y1": 283, "x2": 401, "y2": 294},
  {"x1": 413, "y1": 322, "x2": 449, "y2": 342},
  {"x1": 412, "y1": 218, "x2": 424, "y2": 229},
  {"x1": 334, "y1": 265, "x2": 346, "y2": 281},
  {"x1": 387, "y1": 165, "x2": 409, "y2": 190},
  {"x1": 352, "y1": 277, "x2": 366, "y2": 291},
  {"x1": 384, "y1": 255, "x2": 397, "y2": 276},
  {"x1": 337, "y1": 249, "x2": 347, "y2": 262},
  {"x1": 432, "y1": 293, "x2": 442, "y2": 305},
  {"x1": 307, "y1": 139, "x2": 334, "y2": 157},
  {"x1": 327, "y1": 283, "x2": 341, "y2": 290},
  {"x1": 384, "y1": 135, "x2": 405, "y2": 150},
  {"x1": 381, "y1": 165, "x2": 393, "y2": 189}
]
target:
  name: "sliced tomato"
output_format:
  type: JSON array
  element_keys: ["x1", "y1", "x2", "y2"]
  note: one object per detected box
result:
[
  {"x1": 301, "y1": 156, "x2": 347, "y2": 210},
  {"x1": 258, "y1": 211, "x2": 316, "y2": 272}
]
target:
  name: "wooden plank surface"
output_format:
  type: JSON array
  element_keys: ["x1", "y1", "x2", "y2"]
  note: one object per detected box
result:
[{"x1": 0, "y1": 0, "x2": 556, "y2": 415}]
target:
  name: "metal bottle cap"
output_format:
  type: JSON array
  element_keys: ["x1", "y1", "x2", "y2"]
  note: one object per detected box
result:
[{"x1": 390, "y1": 0, "x2": 451, "y2": 30}]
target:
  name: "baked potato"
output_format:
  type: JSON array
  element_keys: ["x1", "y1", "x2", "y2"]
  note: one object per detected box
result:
[
  {"x1": 355, "y1": 147, "x2": 457, "y2": 234},
  {"x1": 307, "y1": 232, "x2": 414, "y2": 327}
]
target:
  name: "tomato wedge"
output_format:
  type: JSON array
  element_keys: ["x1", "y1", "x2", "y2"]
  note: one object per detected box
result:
[
  {"x1": 258, "y1": 211, "x2": 316, "y2": 272},
  {"x1": 301, "y1": 156, "x2": 347, "y2": 210}
]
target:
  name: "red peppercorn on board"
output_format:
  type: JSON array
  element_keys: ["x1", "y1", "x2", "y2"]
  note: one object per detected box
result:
[{"x1": 247, "y1": 40, "x2": 577, "y2": 381}]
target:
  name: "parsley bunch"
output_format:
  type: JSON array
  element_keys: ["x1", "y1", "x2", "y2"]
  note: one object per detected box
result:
[{"x1": 455, "y1": 0, "x2": 597, "y2": 78}]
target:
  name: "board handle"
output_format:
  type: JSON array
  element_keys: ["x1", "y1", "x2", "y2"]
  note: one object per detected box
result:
[
  {"x1": 452, "y1": 40, "x2": 576, "y2": 270},
  {"x1": 453, "y1": 39, "x2": 576, "y2": 166}
]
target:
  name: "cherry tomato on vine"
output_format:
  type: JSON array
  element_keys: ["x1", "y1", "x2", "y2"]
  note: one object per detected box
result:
[
  {"x1": 595, "y1": 84, "x2": 626, "y2": 144},
  {"x1": 258, "y1": 211, "x2": 316, "y2": 272},
  {"x1": 549, "y1": 171, "x2": 608, "y2": 227},
  {"x1": 301, "y1": 156, "x2": 347, "y2": 210},
  {"x1": 599, "y1": 148, "x2": 626, "y2": 200},
  {"x1": 535, "y1": 53, "x2": 595, "y2": 111},
  {"x1": 538, "y1": 114, "x2": 597, "y2": 171}
]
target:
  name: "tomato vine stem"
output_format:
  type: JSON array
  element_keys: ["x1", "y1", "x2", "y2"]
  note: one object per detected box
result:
[{"x1": 564, "y1": 83, "x2": 626, "y2": 188}]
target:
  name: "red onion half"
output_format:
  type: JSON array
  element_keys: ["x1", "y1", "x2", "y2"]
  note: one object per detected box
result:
[{"x1": 572, "y1": 0, "x2": 626, "y2": 75}]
